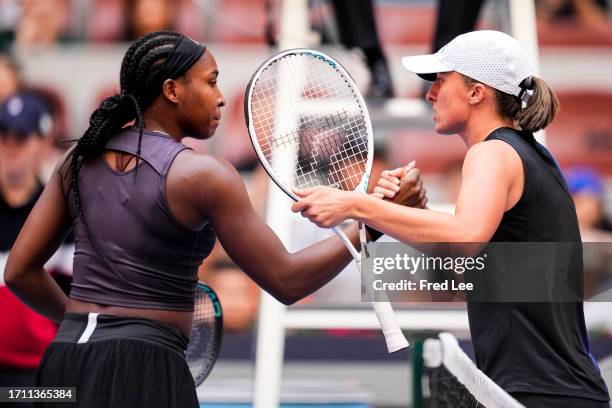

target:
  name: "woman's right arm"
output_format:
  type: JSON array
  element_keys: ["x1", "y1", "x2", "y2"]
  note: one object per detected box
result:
[{"x1": 180, "y1": 154, "x2": 360, "y2": 305}]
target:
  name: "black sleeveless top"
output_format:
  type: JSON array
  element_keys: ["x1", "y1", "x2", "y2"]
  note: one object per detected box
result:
[
  {"x1": 68, "y1": 128, "x2": 216, "y2": 311},
  {"x1": 466, "y1": 128, "x2": 609, "y2": 401}
]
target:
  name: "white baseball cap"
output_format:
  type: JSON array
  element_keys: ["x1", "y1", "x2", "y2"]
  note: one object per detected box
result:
[{"x1": 402, "y1": 30, "x2": 535, "y2": 98}]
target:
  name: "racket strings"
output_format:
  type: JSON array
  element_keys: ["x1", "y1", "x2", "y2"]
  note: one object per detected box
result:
[
  {"x1": 250, "y1": 53, "x2": 369, "y2": 192},
  {"x1": 186, "y1": 288, "x2": 219, "y2": 385}
]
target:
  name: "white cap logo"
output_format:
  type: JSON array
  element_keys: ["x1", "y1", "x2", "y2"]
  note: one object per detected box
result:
[{"x1": 7, "y1": 96, "x2": 24, "y2": 117}]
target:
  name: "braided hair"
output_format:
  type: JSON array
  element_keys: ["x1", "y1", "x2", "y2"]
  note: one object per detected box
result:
[{"x1": 70, "y1": 31, "x2": 184, "y2": 256}]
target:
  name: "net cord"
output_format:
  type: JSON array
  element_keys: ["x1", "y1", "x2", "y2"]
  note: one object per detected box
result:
[{"x1": 423, "y1": 333, "x2": 525, "y2": 408}]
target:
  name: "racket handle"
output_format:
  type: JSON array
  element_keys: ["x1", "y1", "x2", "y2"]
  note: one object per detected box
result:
[
  {"x1": 332, "y1": 227, "x2": 408, "y2": 353},
  {"x1": 371, "y1": 302, "x2": 409, "y2": 353}
]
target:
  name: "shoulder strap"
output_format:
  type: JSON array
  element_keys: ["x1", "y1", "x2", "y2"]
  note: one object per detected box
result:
[{"x1": 105, "y1": 128, "x2": 190, "y2": 176}]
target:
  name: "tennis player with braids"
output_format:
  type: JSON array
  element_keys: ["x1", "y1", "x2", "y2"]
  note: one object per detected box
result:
[
  {"x1": 293, "y1": 31, "x2": 609, "y2": 406},
  {"x1": 3, "y1": 31, "x2": 424, "y2": 406}
]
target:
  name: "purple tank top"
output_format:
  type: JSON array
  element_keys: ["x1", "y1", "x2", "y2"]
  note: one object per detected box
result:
[{"x1": 68, "y1": 128, "x2": 216, "y2": 311}]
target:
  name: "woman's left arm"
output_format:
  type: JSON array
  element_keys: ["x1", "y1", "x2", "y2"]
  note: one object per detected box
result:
[{"x1": 4, "y1": 156, "x2": 73, "y2": 323}]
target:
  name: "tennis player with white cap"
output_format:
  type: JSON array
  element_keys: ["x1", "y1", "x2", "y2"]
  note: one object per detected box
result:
[{"x1": 293, "y1": 30, "x2": 610, "y2": 406}]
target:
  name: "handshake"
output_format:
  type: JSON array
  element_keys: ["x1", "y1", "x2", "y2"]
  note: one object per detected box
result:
[
  {"x1": 372, "y1": 161, "x2": 428, "y2": 209},
  {"x1": 292, "y1": 161, "x2": 428, "y2": 230}
]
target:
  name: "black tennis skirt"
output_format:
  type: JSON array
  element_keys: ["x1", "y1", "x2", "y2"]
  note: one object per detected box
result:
[{"x1": 35, "y1": 313, "x2": 198, "y2": 408}]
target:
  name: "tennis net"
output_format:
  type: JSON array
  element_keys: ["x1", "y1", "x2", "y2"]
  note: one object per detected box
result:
[{"x1": 421, "y1": 333, "x2": 525, "y2": 408}]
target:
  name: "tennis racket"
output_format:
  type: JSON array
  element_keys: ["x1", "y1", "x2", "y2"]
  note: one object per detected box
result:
[
  {"x1": 244, "y1": 48, "x2": 408, "y2": 353},
  {"x1": 186, "y1": 282, "x2": 223, "y2": 386}
]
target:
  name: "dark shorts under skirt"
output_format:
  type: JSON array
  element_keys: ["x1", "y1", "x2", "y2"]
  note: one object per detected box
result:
[{"x1": 35, "y1": 313, "x2": 198, "y2": 408}]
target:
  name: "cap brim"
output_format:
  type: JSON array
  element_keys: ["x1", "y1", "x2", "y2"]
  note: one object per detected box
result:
[{"x1": 401, "y1": 54, "x2": 452, "y2": 81}]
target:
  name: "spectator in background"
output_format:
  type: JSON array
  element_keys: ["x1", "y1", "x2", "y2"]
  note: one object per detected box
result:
[
  {"x1": 124, "y1": 0, "x2": 177, "y2": 41},
  {"x1": 432, "y1": 0, "x2": 485, "y2": 56},
  {"x1": 0, "y1": 92, "x2": 71, "y2": 398},
  {"x1": 566, "y1": 166, "x2": 612, "y2": 241},
  {"x1": 566, "y1": 167, "x2": 612, "y2": 328},
  {"x1": 88, "y1": 0, "x2": 203, "y2": 43},
  {"x1": 422, "y1": 0, "x2": 485, "y2": 98},
  {"x1": 294, "y1": 151, "x2": 423, "y2": 305},
  {"x1": 431, "y1": 0, "x2": 612, "y2": 55},
  {"x1": 0, "y1": 93, "x2": 52, "y2": 210},
  {"x1": 537, "y1": 0, "x2": 612, "y2": 36},
  {"x1": 0, "y1": 54, "x2": 21, "y2": 103},
  {"x1": 26, "y1": 87, "x2": 71, "y2": 182},
  {"x1": 204, "y1": 260, "x2": 259, "y2": 332},
  {"x1": 330, "y1": 0, "x2": 394, "y2": 99},
  {"x1": 0, "y1": 55, "x2": 69, "y2": 181},
  {"x1": 14, "y1": 0, "x2": 70, "y2": 48}
]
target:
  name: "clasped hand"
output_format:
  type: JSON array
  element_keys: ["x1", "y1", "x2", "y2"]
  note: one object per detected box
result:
[{"x1": 291, "y1": 161, "x2": 427, "y2": 228}]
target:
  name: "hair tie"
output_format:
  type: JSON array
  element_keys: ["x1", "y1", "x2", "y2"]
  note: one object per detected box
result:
[
  {"x1": 521, "y1": 76, "x2": 534, "y2": 90},
  {"x1": 99, "y1": 94, "x2": 124, "y2": 112},
  {"x1": 121, "y1": 93, "x2": 140, "y2": 110},
  {"x1": 517, "y1": 76, "x2": 534, "y2": 104}
]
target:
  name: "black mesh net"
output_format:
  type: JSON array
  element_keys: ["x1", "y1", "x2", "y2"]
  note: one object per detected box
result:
[{"x1": 420, "y1": 334, "x2": 524, "y2": 408}]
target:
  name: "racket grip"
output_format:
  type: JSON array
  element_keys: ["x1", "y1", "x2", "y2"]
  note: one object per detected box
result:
[
  {"x1": 331, "y1": 227, "x2": 407, "y2": 352},
  {"x1": 371, "y1": 302, "x2": 409, "y2": 353}
]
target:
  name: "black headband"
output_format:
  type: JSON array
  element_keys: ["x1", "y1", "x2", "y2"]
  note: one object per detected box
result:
[{"x1": 158, "y1": 36, "x2": 206, "y2": 80}]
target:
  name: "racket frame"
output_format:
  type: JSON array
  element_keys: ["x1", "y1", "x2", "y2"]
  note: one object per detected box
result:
[
  {"x1": 244, "y1": 48, "x2": 374, "y2": 201},
  {"x1": 188, "y1": 281, "x2": 223, "y2": 387},
  {"x1": 244, "y1": 48, "x2": 408, "y2": 353}
]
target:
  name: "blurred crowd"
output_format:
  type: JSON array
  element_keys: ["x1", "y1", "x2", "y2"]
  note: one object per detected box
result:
[
  {"x1": 0, "y1": 0, "x2": 204, "y2": 48},
  {"x1": 0, "y1": 0, "x2": 609, "y2": 47},
  {"x1": 0, "y1": 2, "x2": 611, "y2": 387}
]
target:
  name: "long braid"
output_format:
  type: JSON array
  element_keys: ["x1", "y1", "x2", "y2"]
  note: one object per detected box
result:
[
  {"x1": 124, "y1": 93, "x2": 145, "y2": 182},
  {"x1": 70, "y1": 31, "x2": 183, "y2": 261}
]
